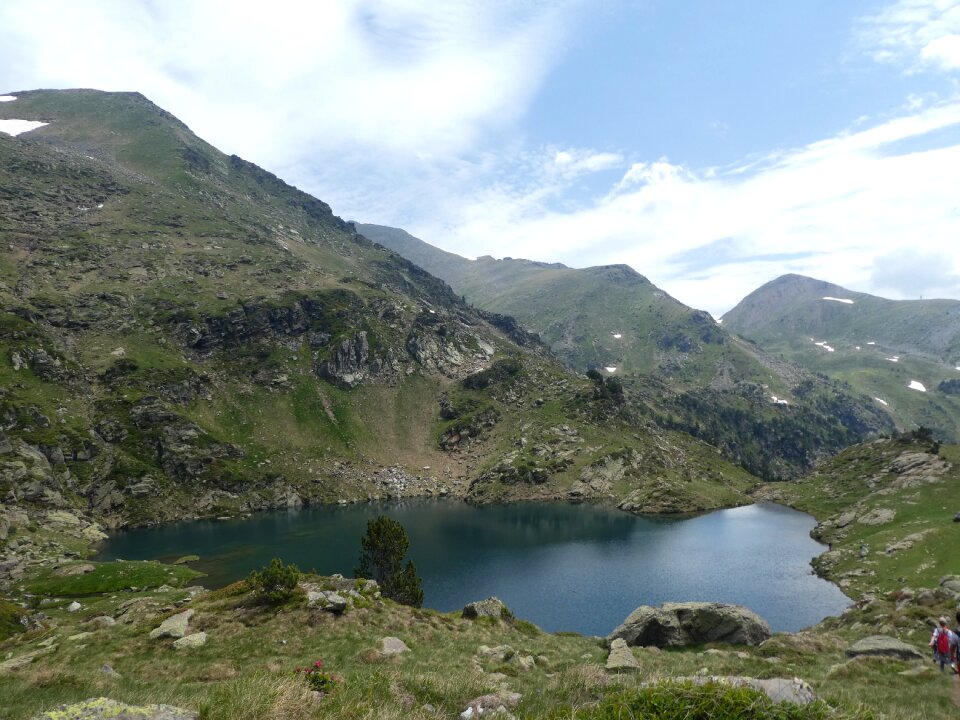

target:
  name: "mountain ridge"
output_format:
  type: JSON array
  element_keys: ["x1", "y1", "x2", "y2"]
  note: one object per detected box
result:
[
  {"x1": 723, "y1": 273, "x2": 960, "y2": 440},
  {"x1": 0, "y1": 88, "x2": 765, "y2": 541},
  {"x1": 355, "y1": 223, "x2": 895, "y2": 478}
]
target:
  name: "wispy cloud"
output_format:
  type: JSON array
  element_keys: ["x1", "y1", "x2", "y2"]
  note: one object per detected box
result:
[
  {"x1": 856, "y1": 0, "x2": 960, "y2": 72},
  {"x1": 409, "y1": 100, "x2": 960, "y2": 316},
  {"x1": 0, "y1": 0, "x2": 584, "y2": 164}
]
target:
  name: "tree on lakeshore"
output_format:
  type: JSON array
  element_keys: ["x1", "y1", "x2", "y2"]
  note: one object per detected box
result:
[{"x1": 355, "y1": 515, "x2": 424, "y2": 607}]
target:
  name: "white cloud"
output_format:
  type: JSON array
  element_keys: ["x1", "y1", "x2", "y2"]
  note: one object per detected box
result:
[
  {"x1": 0, "y1": 0, "x2": 583, "y2": 165},
  {"x1": 408, "y1": 100, "x2": 960, "y2": 316},
  {"x1": 857, "y1": 0, "x2": 960, "y2": 72}
]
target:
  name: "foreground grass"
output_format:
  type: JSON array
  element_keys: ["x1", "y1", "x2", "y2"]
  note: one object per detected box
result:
[
  {"x1": 0, "y1": 568, "x2": 952, "y2": 720},
  {"x1": 4, "y1": 437, "x2": 960, "y2": 718}
]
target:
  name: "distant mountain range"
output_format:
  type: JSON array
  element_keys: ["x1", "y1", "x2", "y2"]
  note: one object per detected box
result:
[
  {"x1": 356, "y1": 224, "x2": 895, "y2": 477},
  {"x1": 722, "y1": 274, "x2": 960, "y2": 441}
]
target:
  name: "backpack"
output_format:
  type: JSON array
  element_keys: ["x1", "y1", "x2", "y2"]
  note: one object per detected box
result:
[{"x1": 937, "y1": 629, "x2": 951, "y2": 654}]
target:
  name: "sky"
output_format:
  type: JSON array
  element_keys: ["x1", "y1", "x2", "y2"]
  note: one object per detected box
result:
[{"x1": 2, "y1": 0, "x2": 959, "y2": 316}]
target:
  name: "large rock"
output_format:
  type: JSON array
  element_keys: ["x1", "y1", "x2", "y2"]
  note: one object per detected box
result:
[
  {"x1": 605, "y1": 637, "x2": 640, "y2": 671},
  {"x1": 608, "y1": 602, "x2": 771, "y2": 648},
  {"x1": 379, "y1": 636, "x2": 410, "y2": 656},
  {"x1": 462, "y1": 597, "x2": 509, "y2": 619},
  {"x1": 149, "y1": 609, "x2": 193, "y2": 639},
  {"x1": 845, "y1": 635, "x2": 924, "y2": 660},
  {"x1": 31, "y1": 697, "x2": 197, "y2": 719},
  {"x1": 173, "y1": 632, "x2": 207, "y2": 650},
  {"x1": 307, "y1": 590, "x2": 348, "y2": 614}
]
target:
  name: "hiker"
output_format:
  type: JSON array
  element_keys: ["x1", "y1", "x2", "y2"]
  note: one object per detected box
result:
[
  {"x1": 954, "y1": 610, "x2": 960, "y2": 673},
  {"x1": 929, "y1": 617, "x2": 957, "y2": 672}
]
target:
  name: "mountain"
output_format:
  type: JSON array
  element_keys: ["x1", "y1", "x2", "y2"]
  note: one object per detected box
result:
[
  {"x1": 355, "y1": 223, "x2": 732, "y2": 378},
  {"x1": 356, "y1": 224, "x2": 895, "y2": 479},
  {"x1": 0, "y1": 89, "x2": 764, "y2": 537},
  {"x1": 722, "y1": 274, "x2": 960, "y2": 440}
]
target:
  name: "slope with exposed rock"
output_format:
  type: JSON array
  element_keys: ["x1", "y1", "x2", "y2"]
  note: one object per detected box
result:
[
  {"x1": 0, "y1": 88, "x2": 763, "y2": 560},
  {"x1": 722, "y1": 274, "x2": 960, "y2": 441},
  {"x1": 356, "y1": 224, "x2": 894, "y2": 479}
]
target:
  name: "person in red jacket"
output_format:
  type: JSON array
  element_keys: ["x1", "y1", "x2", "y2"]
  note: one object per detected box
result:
[{"x1": 930, "y1": 617, "x2": 957, "y2": 672}]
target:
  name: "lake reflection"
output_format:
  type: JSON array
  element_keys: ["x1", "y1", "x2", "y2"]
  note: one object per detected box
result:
[{"x1": 96, "y1": 499, "x2": 849, "y2": 635}]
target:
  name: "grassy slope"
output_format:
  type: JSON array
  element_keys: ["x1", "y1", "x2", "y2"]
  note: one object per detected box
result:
[
  {"x1": 357, "y1": 225, "x2": 896, "y2": 481},
  {"x1": 3, "y1": 439, "x2": 960, "y2": 718},
  {"x1": 0, "y1": 89, "x2": 766, "y2": 537},
  {"x1": 723, "y1": 274, "x2": 960, "y2": 440}
]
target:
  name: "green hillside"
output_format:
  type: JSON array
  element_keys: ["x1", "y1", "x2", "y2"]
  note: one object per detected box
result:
[
  {"x1": 722, "y1": 274, "x2": 960, "y2": 440},
  {"x1": 0, "y1": 88, "x2": 766, "y2": 543},
  {"x1": 356, "y1": 224, "x2": 895, "y2": 479}
]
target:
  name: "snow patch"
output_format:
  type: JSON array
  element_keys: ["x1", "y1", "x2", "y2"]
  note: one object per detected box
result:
[
  {"x1": 770, "y1": 395, "x2": 789, "y2": 405},
  {"x1": 908, "y1": 380, "x2": 927, "y2": 392},
  {"x1": 874, "y1": 397, "x2": 889, "y2": 406},
  {"x1": 0, "y1": 95, "x2": 16, "y2": 102},
  {"x1": 814, "y1": 341, "x2": 835, "y2": 352},
  {"x1": 822, "y1": 296, "x2": 854, "y2": 304},
  {"x1": 604, "y1": 366, "x2": 617, "y2": 373},
  {"x1": 887, "y1": 356, "x2": 899, "y2": 363},
  {"x1": 0, "y1": 119, "x2": 48, "y2": 136},
  {"x1": 612, "y1": 333, "x2": 622, "y2": 339},
  {"x1": 855, "y1": 346, "x2": 861, "y2": 350},
  {"x1": 867, "y1": 341, "x2": 876, "y2": 345}
]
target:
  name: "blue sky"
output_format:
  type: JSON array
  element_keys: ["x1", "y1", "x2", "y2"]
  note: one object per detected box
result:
[{"x1": 2, "y1": 0, "x2": 959, "y2": 315}]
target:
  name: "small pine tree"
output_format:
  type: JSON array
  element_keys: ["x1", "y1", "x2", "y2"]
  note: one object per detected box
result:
[
  {"x1": 355, "y1": 516, "x2": 423, "y2": 607},
  {"x1": 391, "y1": 560, "x2": 424, "y2": 608},
  {"x1": 248, "y1": 557, "x2": 300, "y2": 605}
]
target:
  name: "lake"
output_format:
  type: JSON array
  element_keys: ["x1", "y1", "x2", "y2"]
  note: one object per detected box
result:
[{"x1": 96, "y1": 499, "x2": 850, "y2": 636}]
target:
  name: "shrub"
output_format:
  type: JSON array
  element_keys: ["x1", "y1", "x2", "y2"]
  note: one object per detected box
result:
[
  {"x1": 248, "y1": 558, "x2": 300, "y2": 605},
  {"x1": 295, "y1": 659, "x2": 341, "y2": 696}
]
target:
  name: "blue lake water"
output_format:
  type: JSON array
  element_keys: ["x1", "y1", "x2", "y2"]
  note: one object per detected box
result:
[{"x1": 96, "y1": 499, "x2": 850, "y2": 636}]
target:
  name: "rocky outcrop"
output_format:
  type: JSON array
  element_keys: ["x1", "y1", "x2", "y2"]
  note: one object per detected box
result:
[
  {"x1": 608, "y1": 602, "x2": 771, "y2": 648},
  {"x1": 149, "y1": 609, "x2": 193, "y2": 639},
  {"x1": 319, "y1": 331, "x2": 372, "y2": 388},
  {"x1": 462, "y1": 597, "x2": 509, "y2": 619},
  {"x1": 679, "y1": 676, "x2": 816, "y2": 706},
  {"x1": 31, "y1": 697, "x2": 197, "y2": 720},
  {"x1": 378, "y1": 636, "x2": 410, "y2": 657},
  {"x1": 844, "y1": 635, "x2": 924, "y2": 660},
  {"x1": 606, "y1": 638, "x2": 640, "y2": 671},
  {"x1": 173, "y1": 632, "x2": 207, "y2": 650}
]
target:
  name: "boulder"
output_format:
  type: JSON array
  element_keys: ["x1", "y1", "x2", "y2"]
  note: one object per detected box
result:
[
  {"x1": 149, "y1": 609, "x2": 193, "y2": 639},
  {"x1": 476, "y1": 645, "x2": 515, "y2": 663},
  {"x1": 87, "y1": 616, "x2": 116, "y2": 629},
  {"x1": 858, "y1": 508, "x2": 895, "y2": 526},
  {"x1": 608, "y1": 602, "x2": 771, "y2": 648},
  {"x1": 379, "y1": 636, "x2": 410, "y2": 656},
  {"x1": 31, "y1": 697, "x2": 197, "y2": 719},
  {"x1": 845, "y1": 635, "x2": 923, "y2": 660},
  {"x1": 173, "y1": 632, "x2": 208, "y2": 650},
  {"x1": 307, "y1": 590, "x2": 348, "y2": 614},
  {"x1": 53, "y1": 563, "x2": 96, "y2": 577},
  {"x1": 66, "y1": 601, "x2": 82, "y2": 613},
  {"x1": 940, "y1": 576, "x2": 960, "y2": 598},
  {"x1": 462, "y1": 597, "x2": 509, "y2": 620},
  {"x1": 460, "y1": 692, "x2": 522, "y2": 720},
  {"x1": 605, "y1": 638, "x2": 640, "y2": 671}
]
